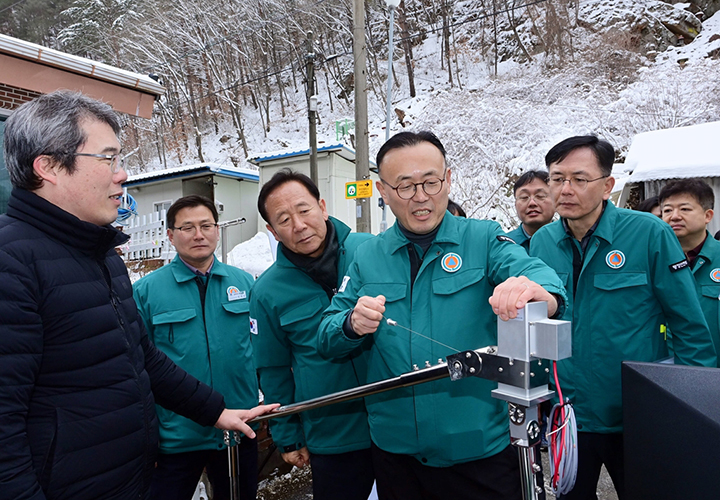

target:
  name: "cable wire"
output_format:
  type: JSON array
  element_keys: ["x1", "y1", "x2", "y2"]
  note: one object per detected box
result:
[{"x1": 548, "y1": 360, "x2": 578, "y2": 496}]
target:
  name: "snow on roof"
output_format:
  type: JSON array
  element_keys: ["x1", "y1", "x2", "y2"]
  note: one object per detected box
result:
[
  {"x1": 247, "y1": 142, "x2": 366, "y2": 165},
  {"x1": 124, "y1": 163, "x2": 259, "y2": 187},
  {"x1": 625, "y1": 121, "x2": 720, "y2": 183},
  {"x1": 0, "y1": 34, "x2": 164, "y2": 95}
]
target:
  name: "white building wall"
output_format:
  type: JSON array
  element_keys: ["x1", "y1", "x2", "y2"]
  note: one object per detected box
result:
[{"x1": 256, "y1": 152, "x2": 393, "y2": 235}]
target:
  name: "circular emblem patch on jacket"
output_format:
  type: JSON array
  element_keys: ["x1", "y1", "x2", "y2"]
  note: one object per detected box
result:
[
  {"x1": 711, "y1": 269, "x2": 720, "y2": 283},
  {"x1": 606, "y1": 250, "x2": 625, "y2": 269},
  {"x1": 441, "y1": 252, "x2": 462, "y2": 273}
]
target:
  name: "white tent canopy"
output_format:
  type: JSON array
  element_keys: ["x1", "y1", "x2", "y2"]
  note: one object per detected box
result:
[{"x1": 625, "y1": 121, "x2": 720, "y2": 182}]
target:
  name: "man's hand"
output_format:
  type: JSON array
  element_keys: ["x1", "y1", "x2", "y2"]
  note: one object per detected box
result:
[
  {"x1": 488, "y1": 276, "x2": 558, "y2": 321},
  {"x1": 350, "y1": 295, "x2": 386, "y2": 335},
  {"x1": 281, "y1": 447, "x2": 311, "y2": 468},
  {"x1": 214, "y1": 403, "x2": 281, "y2": 439}
]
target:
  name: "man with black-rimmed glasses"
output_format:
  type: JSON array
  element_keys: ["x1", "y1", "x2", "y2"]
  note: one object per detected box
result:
[
  {"x1": 530, "y1": 135, "x2": 716, "y2": 499},
  {"x1": 318, "y1": 131, "x2": 566, "y2": 500}
]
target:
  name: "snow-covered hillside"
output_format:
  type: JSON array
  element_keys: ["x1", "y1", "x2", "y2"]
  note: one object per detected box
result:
[{"x1": 127, "y1": 0, "x2": 720, "y2": 230}]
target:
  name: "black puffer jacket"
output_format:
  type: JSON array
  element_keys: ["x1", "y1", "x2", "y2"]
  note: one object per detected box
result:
[{"x1": 0, "y1": 189, "x2": 225, "y2": 500}]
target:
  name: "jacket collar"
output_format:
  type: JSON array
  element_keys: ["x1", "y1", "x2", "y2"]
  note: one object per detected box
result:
[
  {"x1": 7, "y1": 188, "x2": 128, "y2": 259},
  {"x1": 169, "y1": 254, "x2": 229, "y2": 283},
  {"x1": 698, "y1": 230, "x2": 718, "y2": 263},
  {"x1": 275, "y1": 216, "x2": 350, "y2": 269},
  {"x1": 558, "y1": 200, "x2": 617, "y2": 246},
  {"x1": 384, "y1": 211, "x2": 461, "y2": 253}
]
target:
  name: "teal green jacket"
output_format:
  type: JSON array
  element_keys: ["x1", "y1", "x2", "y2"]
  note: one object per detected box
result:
[
  {"x1": 506, "y1": 225, "x2": 530, "y2": 251},
  {"x1": 249, "y1": 217, "x2": 373, "y2": 455},
  {"x1": 318, "y1": 214, "x2": 566, "y2": 467},
  {"x1": 530, "y1": 202, "x2": 717, "y2": 434},
  {"x1": 133, "y1": 256, "x2": 258, "y2": 453},
  {"x1": 690, "y1": 232, "x2": 720, "y2": 365}
]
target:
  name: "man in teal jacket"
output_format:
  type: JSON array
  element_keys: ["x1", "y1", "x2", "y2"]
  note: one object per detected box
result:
[
  {"x1": 530, "y1": 136, "x2": 717, "y2": 500},
  {"x1": 506, "y1": 170, "x2": 554, "y2": 251},
  {"x1": 318, "y1": 131, "x2": 567, "y2": 500},
  {"x1": 134, "y1": 195, "x2": 259, "y2": 500},
  {"x1": 659, "y1": 178, "x2": 720, "y2": 363},
  {"x1": 250, "y1": 170, "x2": 375, "y2": 500}
]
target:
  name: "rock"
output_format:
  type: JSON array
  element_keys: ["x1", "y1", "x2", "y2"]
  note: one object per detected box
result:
[{"x1": 578, "y1": 0, "x2": 702, "y2": 52}]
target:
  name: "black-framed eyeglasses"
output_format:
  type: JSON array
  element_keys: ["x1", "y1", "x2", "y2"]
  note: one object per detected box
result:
[
  {"x1": 548, "y1": 175, "x2": 607, "y2": 191},
  {"x1": 170, "y1": 223, "x2": 219, "y2": 235},
  {"x1": 74, "y1": 152, "x2": 125, "y2": 173},
  {"x1": 381, "y1": 170, "x2": 447, "y2": 200}
]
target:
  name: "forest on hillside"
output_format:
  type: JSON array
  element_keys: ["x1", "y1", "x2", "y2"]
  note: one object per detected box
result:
[{"x1": 2, "y1": 0, "x2": 719, "y2": 223}]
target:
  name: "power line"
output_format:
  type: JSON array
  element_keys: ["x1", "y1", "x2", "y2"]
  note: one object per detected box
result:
[{"x1": 0, "y1": 0, "x2": 28, "y2": 16}]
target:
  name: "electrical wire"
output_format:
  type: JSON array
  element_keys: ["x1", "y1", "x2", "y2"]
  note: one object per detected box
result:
[
  {"x1": 116, "y1": 192, "x2": 138, "y2": 226},
  {"x1": 548, "y1": 360, "x2": 578, "y2": 496}
]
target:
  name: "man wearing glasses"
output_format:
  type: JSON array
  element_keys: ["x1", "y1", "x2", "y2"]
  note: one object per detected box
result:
[
  {"x1": 133, "y1": 195, "x2": 260, "y2": 500},
  {"x1": 506, "y1": 170, "x2": 555, "y2": 251},
  {"x1": 529, "y1": 135, "x2": 716, "y2": 499},
  {"x1": 318, "y1": 131, "x2": 566, "y2": 500},
  {"x1": 0, "y1": 91, "x2": 275, "y2": 500}
]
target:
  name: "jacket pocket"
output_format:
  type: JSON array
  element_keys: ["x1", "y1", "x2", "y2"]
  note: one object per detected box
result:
[
  {"x1": 152, "y1": 308, "x2": 197, "y2": 343},
  {"x1": 222, "y1": 301, "x2": 250, "y2": 315},
  {"x1": 593, "y1": 272, "x2": 647, "y2": 290},
  {"x1": 358, "y1": 283, "x2": 407, "y2": 302},
  {"x1": 432, "y1": 267, "x2": 485, "y2": 295},
  {"x1": 279, "y1": 296, "x2": 325, "y2": 327},
  {"x1": 701, "y1": 285, "x2": 720, "y2": 301}
]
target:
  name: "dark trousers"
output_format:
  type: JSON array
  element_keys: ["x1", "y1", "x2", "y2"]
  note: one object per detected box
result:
[
  {"x1": 150, "y1": 438, "x2": 258, "y2": 500},
  {"x1": 371, "y1": 443, "x2": 522, "y2": 500},
  {"x1": 310, "y1": 447, "x2": 375, "y2": 500},
  {"x1": 558, "y1": 432, "x2": 624, "y2": 500}
]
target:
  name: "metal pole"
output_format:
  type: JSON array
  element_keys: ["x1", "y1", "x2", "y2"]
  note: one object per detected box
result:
[
  {"x1": 517, "y1": 445, "x2": 543, "y2": 500},
  {"x1": 224, "y1": 430, "x2": 241, "y2": 500},
  {"x1": 380, "y1": 4, "x2": 396, "y2": 233},
  {"x1": 250, "y1": 361, "x2": 449, "y2": 424},
  {"x1": 353, "y1": 0, "x2": 371, "y2": 233},
  {"x1": 306, "y1": 31, "x2": 318, "y2": 185}
]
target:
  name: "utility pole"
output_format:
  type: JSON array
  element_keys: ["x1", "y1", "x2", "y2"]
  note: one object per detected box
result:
[
  {"x1": 353, "y1": 0, "x2": 371, "y2": 233},
  {"x1": 306, "y1": 31, "x2": 318, "y2": 185}
]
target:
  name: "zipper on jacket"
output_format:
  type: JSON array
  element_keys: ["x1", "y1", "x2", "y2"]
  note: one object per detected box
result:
[{"x1": 194, "y1": 274, "x2": 214, "y2": 387}]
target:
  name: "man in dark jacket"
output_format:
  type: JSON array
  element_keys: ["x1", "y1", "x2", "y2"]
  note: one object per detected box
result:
[{"x1": 0, "y1": 91, "x2": 276, "y2": 500}]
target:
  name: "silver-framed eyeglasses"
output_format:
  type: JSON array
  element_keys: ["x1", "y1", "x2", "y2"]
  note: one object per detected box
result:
[
  {"x1": 381, "y1": 171, "x2": 447, "y2": 200},
  {"x1": 171, "y1": 223, "x2": 219, "y2": 235},
  {"x1": 548, "y1": 175, "x2": 608, "y2": 191},
  {"x1": 516, "y1": 193, "x2": 550, "y2": 204},
  {"x1": 74, "y1": 152, "x2": 125, "y2": 173}
]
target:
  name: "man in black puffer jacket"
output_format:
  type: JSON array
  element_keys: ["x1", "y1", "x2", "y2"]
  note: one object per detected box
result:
[{"x1": 0, "y1": 91, "x2": 276, "y2": 500}]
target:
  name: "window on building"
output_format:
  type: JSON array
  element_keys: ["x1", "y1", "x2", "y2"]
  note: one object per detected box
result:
[{"x1": 154, "y1": 200, "x2": 172, "y2": 214}]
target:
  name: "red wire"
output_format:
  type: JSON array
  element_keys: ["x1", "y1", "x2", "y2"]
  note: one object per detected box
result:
[{"x1": 551, "y1": 360, "x2": 566, "y2": 489}]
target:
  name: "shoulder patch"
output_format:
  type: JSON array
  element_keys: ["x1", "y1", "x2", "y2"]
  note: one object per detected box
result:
[
  {"x1": 338, "y1": 275, "x2": 351, "y2": 293},
  {"x1": 669, "y1": 259, "x2": 689, "y2": 272},
  {"x1": 250, "y1": 317, "x2": 258, "y2": 335},
  {"x1": 497, "y1": 235, "x2": 516, "y2": 244}
]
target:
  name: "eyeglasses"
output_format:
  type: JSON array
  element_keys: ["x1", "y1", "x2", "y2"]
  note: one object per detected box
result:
[
  {"x1": 548, "y1": 175, "x2": 608, "y2": 191},
  {"x1": 516, "y1": 193, "x2": 550, "y2": 204},
  {"x1": 171, "y1": 223, "x2": 219, "y2": 235},
  {"x1": 381, "y1": 171, "x2": 447, "y2": 200},
  {"x1": 74, "y1": 152, "x2": 125, "y2": 173}
]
